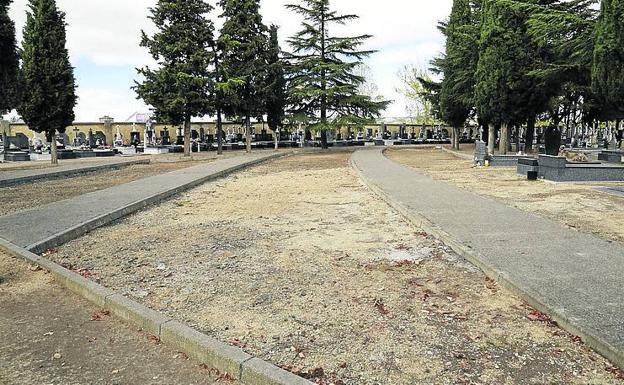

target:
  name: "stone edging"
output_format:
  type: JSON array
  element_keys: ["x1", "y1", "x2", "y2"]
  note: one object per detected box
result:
[
  {"x1": 0, "y1": 159, "x2": 152, "y2": 188},
  {"x1": 439, "y1": 146, "x2": 474, "y2": 160},
  {"x1": 0, "y1": 238, "x2": 313, "y2": 385},
  {"x1": 350, "y1": 148, "x2": 624, "y2": 370},
  {"x1": 27, "y1": 153, "x2": 287, "y2": 254}
]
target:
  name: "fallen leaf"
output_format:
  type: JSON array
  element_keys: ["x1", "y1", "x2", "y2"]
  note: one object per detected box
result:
[{"x1": 374, "y1": 298, "x2": 389, "y2": 315}]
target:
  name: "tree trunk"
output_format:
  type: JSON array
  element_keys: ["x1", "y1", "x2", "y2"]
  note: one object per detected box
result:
[
  {"x1": 2, "y1": 132, "x2": 7, "y2": 162},
  {"x1": 50, "y1": 132, "x2": 58, "y2": 165},
  {"x1": 525, "y1": 116, "x2": 536, "y2": 152},
  {"x1": 499, "y1": 123, "x2": 509, "y2": 155},
  {"x1": 487, "y1": 123, "x2": 495, "y2": 155},
  {"x1": 217, "y1": 108, "x2": 223, "y2": 155},
  {"x1": 321, "y1": 130, "x2": 328, "y2": 149},
  {"x1": 183, "y1": 117, "x2": 191, "y2": 157},
  {"x1": 481, "y1": 121, "x2": 489, "y2": 144},
  {"x1": 245, "y1": 116, "x2": 252, "y2": 153},
  {"x1": 274, "y1": 128, "x2": 279, "y2": 151}
]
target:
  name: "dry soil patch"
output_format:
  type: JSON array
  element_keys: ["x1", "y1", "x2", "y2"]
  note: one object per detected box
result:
[{"x1": 52, "y1": 153, "x2": 623, "y2": 385}]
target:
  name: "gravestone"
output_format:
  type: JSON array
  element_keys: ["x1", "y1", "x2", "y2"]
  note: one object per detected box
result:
[
  {"x1": 131, "y1": 131, "x2": 141, "y2": 146},
  {"x1": 93, "y1": 131, "x2": 107, "y2": 146},
  {"x1": 609, "y1": 138, "x2": 619, "y2": 151},
  {"x1": 75, "y1": 132, "x2": 86, "y2": 146},
  {"x1": 160, "y1": 130, "x2": 170, "y2": 146},
  {"x1": 6, "y1": 133, "x2": 29, "y2": 150},
  {"x1": 58, "y1": 133, "x2": 69, "y2": 148},
  {"x1": 474, "y1": 141, "x2": 488, "y2": 166}
]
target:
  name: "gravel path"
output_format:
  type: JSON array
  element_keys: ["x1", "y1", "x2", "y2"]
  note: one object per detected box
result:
[{"x1": 52, "y1": 153, "x2": 624, "y2": 385}]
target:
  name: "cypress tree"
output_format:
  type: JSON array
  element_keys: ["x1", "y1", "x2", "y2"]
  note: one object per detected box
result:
[
  {"x1": 135, "y1": 0, "x2": 216, "y2": 157},
  {"x1": 439, "y1": 0, "x2": 478, "y2": 150},
  {"x1": 286, "y1": 0, "x2": 389, "y2": 148},
  {"x1": 475, "y1": 0, "x2": 528, "y2": 154},
  {"x1": 0, "y1": 0, "x2": 19, "y2": 116},
  {"x1": 218, "y1": 0, "x2": 269, "y2": 153},
  {"x1": 265, "y1": 25, "x2": 286, "y2": 139},
  {"x1": 19, "y1": 0, "x2": 76, "y2": 165},
  {"x1": 517, "y1": 0, "x2": 598, "y2": 151},
  {"x1": 592, "y1": 0, "x2": 624, "y2": 121}
]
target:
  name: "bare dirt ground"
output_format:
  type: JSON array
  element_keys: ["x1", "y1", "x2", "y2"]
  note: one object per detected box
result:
[
  {"x1": 387, "y1": 147, "x2": 624, "y2": 244},
  {"x1": 50, "y1": 153, "x2": 624, "y2": 385},
  {"x1": 0, "y1": 160, "x2": 212, "y2": 217},
  {"x1": 0, "y1": 251, "x2": 237, "y2": 385}
]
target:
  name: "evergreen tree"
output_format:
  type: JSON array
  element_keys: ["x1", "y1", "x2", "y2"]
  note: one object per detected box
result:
[
  {"x1": 0, "y1": 0, "x2": 19, "y2": 116},
  {"x1": 592, "y1": 0, "x2": 624, "y2": 121},
  {"x1": 475, "y1": 0, "x2": 529, "y2": 154},
  {"x1": 286, "y1": 0, "x2": 389, "y2": 148},
  {"x1": 439, "y1": 0, "x2": 478, "y2": 150},
  {"x1": 517, "y1": 0, "x2": 598, "y2": 151},
  {"x1": 218, "y1": 0, "x2": 269, "y2": 153},
  {"x1": 19, "y1": 0, "x2": 76, "y2": 165},
  {"x1": 265, "y1": 25, "x2": 286, "y2": 137},
  {"x1": 135, "y1": 0, "x2": 215, "y2": 157}
]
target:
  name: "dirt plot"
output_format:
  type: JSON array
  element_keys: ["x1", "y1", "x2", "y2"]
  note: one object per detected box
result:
[
  {"x1": 388, "y1": 147, "x2": 624, "y2": 244},
  {"x1": 52, "y1": 153, "x2": 623, "y2": 384},
  {"x1": 0, "y1": 160, "x2": 211, "y2": 216},
  {"x1": 0, "y1": 251, "x2": 236, "y2": 385}
]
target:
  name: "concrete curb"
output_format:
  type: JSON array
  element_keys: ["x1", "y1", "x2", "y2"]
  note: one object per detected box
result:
[
  {"x1": 350, "y1": 148, "x2": 624, "y2": 370},
  {"x1": 439, "y1": 146, "x2": 474, "y2": 161},
  {"x1": 26, "y1": 153, "x2": 287, "y2": 254},
  {"x1": 0, "y1": 159, "x2": 152, "y2": 187}
]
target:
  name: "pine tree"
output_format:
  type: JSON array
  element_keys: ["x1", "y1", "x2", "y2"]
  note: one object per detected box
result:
[
  {"x1": 439, "y1": 0, "x2": 478, "y2": 150},
  {"x1": 218, "y1": 0, "x2": 269, "y2": 153},
  {"x1": 265, "y1": 25, "x2": 286, "y2": 137},
  {"x1": 286, "y1": 0, "x2": 389, "y2": 148},
  {"x1": 135, "y1": 0, "x2": 215, "y2": 157},
  {"x1": 19, "y1": 0, "x2": 76, "y2": 165},
  {"x1": 592, "y1": 0, "x2": 624, "y2": 121},
  {"x1": 0, "y1": 0, "x2": 19, "y2": 116}
]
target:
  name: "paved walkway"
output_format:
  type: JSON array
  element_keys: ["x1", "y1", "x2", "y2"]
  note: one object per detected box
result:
[
  {"x1": 352, "y1": 148, "x2": 624, "y2": 367},
  {"x1": 0, "y1": 158, "x2": 150, "y2": 187},
  {"x1": 0, "y1": 152, "x2": 281, "y2": 253},
  {"x1": 0, "y1": 252, "x2": 234, "y2": 385}
]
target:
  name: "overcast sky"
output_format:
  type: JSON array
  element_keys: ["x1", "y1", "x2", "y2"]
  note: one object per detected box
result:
[{"x1": 7, "y1": 0, "x2": 452, "y2": 122}]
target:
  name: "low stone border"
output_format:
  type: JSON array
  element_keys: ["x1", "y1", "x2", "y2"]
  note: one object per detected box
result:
[
  {"x1": 440, "y1": 146, "x2": 474, "y2": 160},
  {"x1": 27, "y1": 153, "x2": 287, "y2": 254},
  {"x1": 0, "y1": 237, "x2": 313, "y2": 385},
  {"x1": 0, "y1": 158, "x2": 152, "y2": 188},
  {"x1": 351, "y1": 149, "x2": 624, "y2": 370}
]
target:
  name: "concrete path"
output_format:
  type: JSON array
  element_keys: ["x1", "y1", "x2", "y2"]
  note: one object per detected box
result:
[
  {"x1": 0, "y1": 152, "x2": 281, "y2": 253},
  {"x1": 0, "y1": 158, "x2": 151, "y2": 187},
  {"x1": 352, "y1": 148, "x2": 624, "y2": 368},
  {"x1": 0, "y1": 252, "x2": 235, "y2": 385}
]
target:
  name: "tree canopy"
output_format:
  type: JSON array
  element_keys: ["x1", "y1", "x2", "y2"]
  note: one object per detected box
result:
[
  {"x1": 0, "y1": 0, "x2": 19, "y2": 115},
  {"x1": 19, "y1": 0, "x2": 76, "y2": 163},
  {"x1": 135, "y1": 0, "x2": 216, "y2": 156},
  {"x1": 286, "y1": 0, "x2": 389, "y2": 146}
]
